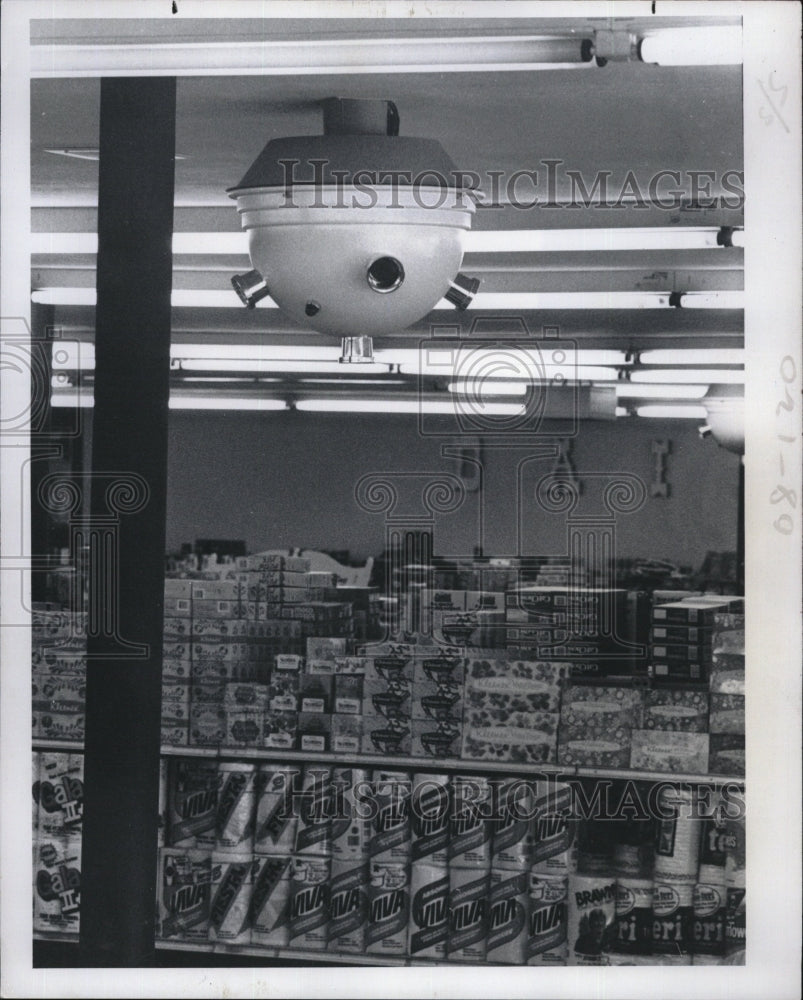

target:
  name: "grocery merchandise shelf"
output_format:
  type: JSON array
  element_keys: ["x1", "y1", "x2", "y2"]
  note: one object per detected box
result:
[
  {"x1": 32, "y1": 738, "x2": 745, "y2": 786},
  {"x1": 33, "y1": 931, "x2": 79, "y2": 945},
  {"x1": 155, "y1": 939, "x2": 445, "y2": 966}
]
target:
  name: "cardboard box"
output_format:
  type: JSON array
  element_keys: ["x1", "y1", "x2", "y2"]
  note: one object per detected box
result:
[
  {"x1": 362, "y1": 676, "x2": 412, "y2": 720},
  {"x1": 708, "y1": 734, "x2": 745, "y2": 776},
  {"x1": 35, "y1": 710, "x2": 86, "y2": 743},
  {"x1": 189, "y1": 704, "x2": 226, "y2": 746},
  {"x1": 629, "y1": 730, "x2": 709, "y2": 774},
  {"x1": 191, "y1": 618, "x2": 250, "y2": 639},
  {"x1": 191, "y1": 642, "x2": 248, "y2": 663},
  {"x1": 161, "y1": 660, "x2": 191, "y2": 682},
  {"x1": 190, "y1": 659, "x2": 234, "y2": 683},
  {"x1": 643, "y1": 687, "x2": 709, "y2": 732},
  {"x1": 650, "y1": 643, "x2": 712, "y2": 664},
  {"x1": 360, "y1": 720, "x2": 411, "y2": 756},
  {"x1": 708, "y1": 694, "x2": 745, "y2": 735},
  {"x1": 160, "y1": 724, "x2": 189, "y2": 747},
  {"x1": 333, "y1": 674, "x2": 363, "y2": 715},
  {"x1": 191, "y1": 599, "x2": 248, "y2": 620},
  {"x1": 650, "y1": 660, "x2": 706, "y2": 682},
  {"x1": 298, "y1": 712, "x2": 332, "y2": 753},
  {"x1": 164, "y1": 579, "x2": 193, "y2": 599},
  {"x1": 275, "y1": 654, "x2": 304, "y2": 671},
  {"x1": 32, "y1": 673, "x2": 85, "y2": 706},
  {"x1": 650, "y1": 625, "x2": 713, "y2": 645},
  {"x1": 652, "y1": 601, "x2": 736, "y2": 625},
  {"x1": 269, "y1": 670, "x2": 300, "y2": 711},
  {"x1": 191, "y1": 581, "x2": 244, "y2": 602},
  {"x1": 331, "y1": 714, "x2": 362, "y2": 754},
  {"x1": 164, "y1": 599, "x2": 192, "y2": 618},
  {"x1": 709, "y1": 666, "x2": 745, "y2": 696},
  {"x1": 262, "y1": 711, "x2": 298, "y2": 750},
  {"x1": 163, "y1": 640, "x2": 192, "y2": 663},
  {"x1": 556, "y1": 732, "x2": 630, "y2": 768},
  {"x1": 712, "y1": 614, "x2": 745, "y2": 655},
  {"x1": 411, "y1": 719, "x2": 462, "y2": 759},
  {"x1": 299, "y1": 674, "x2": 332, "y2": 714},
  {"x1": 224, "y1": 708, "x2": 263, "y2": 748},
  {"x1": 463, "y1": 710, "x2": 558, "y2": 764},
  {"x1": 224, "y1": 682, "x2": 269, "y2": 711},
  {"x1": 190, "y1": 683, "x2": 226, "y2": 706}
]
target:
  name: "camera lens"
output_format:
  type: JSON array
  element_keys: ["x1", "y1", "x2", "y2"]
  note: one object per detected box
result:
[{"x1": 367, "y1": 256, "x2": 405, "y2": 293}]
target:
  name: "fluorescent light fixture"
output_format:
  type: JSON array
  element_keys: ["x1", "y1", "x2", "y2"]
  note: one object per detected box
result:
[
  {"x1": 447, "y1": 381, "x2": 529, "y2": 396},
  {"x1": 672, "y1": 291, "x2": 744, "y2": 310},
  {"x1": 464, "y1": 227, "x2": 733, "y2": 253},
  {"x1": 30, "y1": 35, "x2": 596, "y2": 79},
  {"x1": 35, "y1": 288, "x2": 708, "y2": 311},
  {"x1": 636, "y1": 405, "x2": 709, "y2": 419},
  {"x1": 177, "y1": 359, "x2": 391, "y2": 375},
  {"x1": 639, "y1": 349, "x2": 744, "y2": 366},
  {"x1": 300, "y1": 378, "x2": 407, "y2": 385},
  {"x1": 631, "y1": 369, "x2": 743, "y2": 385},
  {"x1": 50, "y1": 391, "x2": 288, "y2": 411},
  {"x1": 433, "y1": 291, "x2": 675, "y2": 310},
  {"x1": 615, "y1": 384, "x2": 709, "y2": 400},
  {"x1": 639, "y1": 27, "x2": 742, "y2": 66},
  {"x1": 295, "y1": 398, "x2": 526, "y2": 415},
  {"x1": 33, "y1": 227, "x2": 742, "y2": 257},
  {"x1": 32, "y1": 288, "x2": 280, "y2": 309},
  {"x1": 55, "y1": 343, "x2": 630, "y2": 375},
  {"x1": 401, "y1": 362, "x2": 620, "y2": 381},
  {"x1": 169, "y1": 397, "x2": 287, "y2": 411}
]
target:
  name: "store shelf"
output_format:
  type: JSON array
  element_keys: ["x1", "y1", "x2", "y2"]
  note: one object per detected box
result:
[
  {"x1": 155, "y1": 939, "x2": 446, "y2": 966},
  {"x1": 33, "y1": 931, "x2": 79, "y2": 945},
  {"x1": 32, "y1": 738, "x2": 745, "y2": 786}
]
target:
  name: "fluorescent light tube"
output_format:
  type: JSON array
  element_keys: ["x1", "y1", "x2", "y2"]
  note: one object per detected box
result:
[
  {"x1": 31, "y1": 35, "x2": 596, "y2": 79},
  {"x1": 673, "y1": 291, "x2": 744, "y2": 310},
  {"x1": 295, "y1": 398, "x2": 526, "y2": 415},
  {"x1": 433, "y1": 292, "x2": 675, "y2": 310},
  {"x1": 639, "y1": 27, "x2": 742, "y2": 66},
  {"x1": 615, "y1": 384, "x2": 709, "y2": 400},
  {"x1": 33, "y1": 227, "x2": 741, "y2": 257},
  {"x1": 635, "y1": 405, "x2": 709, "y2": 419},
  {"x1": 447, "y1": 382, "x2": 529, "y2": 396},
  {"x1": 631, "y1": 369, "x2": 743, "y2": 385},
  {"x1": 639, "y1": 349, "x2": 744, "y2": 366},
  {"x1": 50, "y1": 391, "x2": 288, "y2": 411},
  {"x1": 177, "y1": 359, "x2": 391, "y2": 375},
  {"x1": 463, "y1": 227, "x2": 732, "y2": 253},
  {"x1": 401, "y1": 362, "x2": 621, "y2": 381}
]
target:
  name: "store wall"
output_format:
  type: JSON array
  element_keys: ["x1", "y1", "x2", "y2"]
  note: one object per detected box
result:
[{"x1": 165, "y1": 412, "x2": 740, "y2": 571}]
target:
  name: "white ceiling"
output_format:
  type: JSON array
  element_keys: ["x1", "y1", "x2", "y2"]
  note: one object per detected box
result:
[{"x1": 29, "y1": 14, "x2": 744, "y2": 370}]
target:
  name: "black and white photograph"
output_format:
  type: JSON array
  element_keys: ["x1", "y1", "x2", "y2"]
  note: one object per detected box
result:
[{"x1": 1, "y1": 2, "x2": 800, "y2": 998}]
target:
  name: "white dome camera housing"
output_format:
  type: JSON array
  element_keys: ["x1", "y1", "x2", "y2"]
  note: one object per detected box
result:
[
  {"x1": 699, "y1": 384, "x2": 744, "y2": 454},
  {"x1": 228, "y1": 98, "x2": 478, "y2": 340}
]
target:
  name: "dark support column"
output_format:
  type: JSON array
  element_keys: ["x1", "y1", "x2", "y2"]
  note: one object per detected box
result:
[
  {"x1": 737, "y1": 458, "x2": 745, "y2": 594},
  {"x1": 80, "y1": 77, "x2": 175, "y2": 967}
]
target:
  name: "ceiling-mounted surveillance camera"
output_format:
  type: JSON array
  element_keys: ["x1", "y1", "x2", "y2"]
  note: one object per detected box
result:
[
  {"x1": 699, "y1": 384, "x2": 744, "y2": 454},
  {"x1": 227, "y1": 97, "x2": 480, "y2": 344}
]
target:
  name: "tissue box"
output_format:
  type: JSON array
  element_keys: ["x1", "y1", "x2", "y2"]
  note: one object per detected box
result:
[
  {"x1": 411, "y1": 718, "x2": 462, "y2": 759},
  {"x1": 262, "y1": 711, "x2": 298, "y2": 750},
  {"x1": 708, "y1": 694, "x2": 745, "y2": 734},
  {"x1": 360, "y1": 720, "x2": 411, "y2": 756},
  {"x1": 269, "y1": 670, "x2": 300, "y2": 712},
  {"x1": 333, "y1": 674, "x2": 364, "y2": 715},
  {"x1": 331, "y1": 714, "x2": 362, "y2": 754},
  {"x1": 189, "y1": 703, "x2": 226, "y2": 747},
  {"x1": 297, "y1": 712, "x2": 332, "y2": 752},
  {"x1": 644, "y1": 688, "x2": 709, "y2": 732},
  {"x1": 708, "y1": 734, "x2": 745, "y2": 776},
  {"x1": 462, "y1": 710, "x2": 558, "y2": 764},
  {"x1": 298, "y1": 675, "x2": 333, "y2": 714},
  {"x1": 709, "y1": 665, "x2": 745, "y2": 696},
  {"x1": 629, "y1": 730, "x2": 709, "y2": 774}
]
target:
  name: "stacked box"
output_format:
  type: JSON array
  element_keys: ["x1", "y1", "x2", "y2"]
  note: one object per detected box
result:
[
  {"x1": 708, "y1": 613, "x2": 745, "y2": 775},
  {"x1": 643, "y1": 687, "x2": 710, "y2": 732},
  {"x1": 224, "y1": 682, "x2": 268, "y2": 748},
  {"x1": 504, "y1": 587, "x2": 630, "y2": 672},
  {"x1": 629, "y1": 731, "x2": 709, "y2": 774},
  {"x1": 32, "y1": 610, "x2": 88, "y2": 743},
  {"x1": 411, "y1": 652, "x2": 464, "y2": 759},
  {"x1": 557, "y1": 683, "x2": 644, "y2": 768},
  {"x1": 462, "y1": 659, "x2": 565, "y2": 764},
  {"x1": 649, "y1": 597, "x2": 737, "y2": 682},
  {"x1": 361, "y1": 654, "x2": 412, "y2": 756}
]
